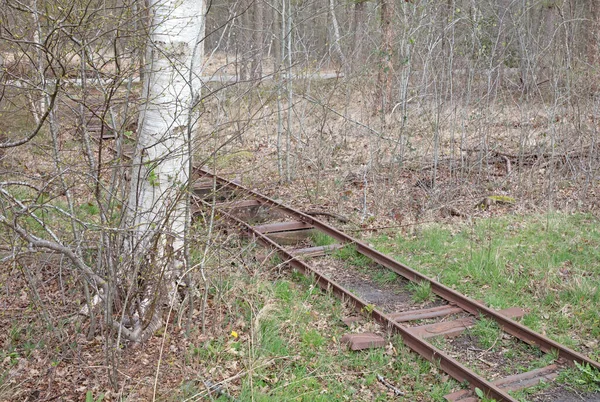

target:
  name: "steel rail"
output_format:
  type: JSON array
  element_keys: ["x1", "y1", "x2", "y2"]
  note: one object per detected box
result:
[
  {"x1": 196, "y1": 168, "x2": 600, "y2": 400},
  {"x1": 196, "y1": 168, "x2": 600, "y2": 373},
  {"x1": 202, "y1": 198, "x2": 517, "y2": 401}
]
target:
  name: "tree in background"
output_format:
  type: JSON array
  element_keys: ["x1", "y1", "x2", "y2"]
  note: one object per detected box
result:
[
  {"x1": 590, "y1": 1, "x2": 600, "y2": 67},
  {"x1": 376, "y1": 0, "x2": 394, "y2": 113}
]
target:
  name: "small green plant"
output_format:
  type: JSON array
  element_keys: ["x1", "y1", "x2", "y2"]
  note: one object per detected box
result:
[
  {"x1": 9, "y1": 326, "x2": 21, "y2": 343},
  {"x1": 301, "y1": 329, "x2": 325, "y2": 348},
  {"x1": 474, "y1": 387, "x2": 497, "y2": 402},
  {"x1": 22, "y1": 341, "x2": 41, "y2": 357},
  {"x1": 363, "y1": 303, "x2": 375, "y2": 314},
  {"x1": 333, "y1": 244, "x2": 371, "y2": 268},
  {"x1": 311, "y1": 231, "x2": 336, "y2": 247},
  {"x1": 2, "y1": 350, "x2": 20, "y2": 365},
  {"x1": 408, "y1": 281, "x2": 434, "y2": 303},
  {"x1": 487, "y1": 195, "x2": 516, "y2": 204},
  {"x1": 259, "y1": 319, "x2": 289, "y2": 356},
  {"x1": 85, "y1": 391, "x2": 104, "y2": 402},
  {"x1": 147, "y1": 168, "x2": 159, "y2": 186},
  {"x1": 274, "y1": 280, "x2": 292, "y2": 302},
  {"x1": 269, "y1": 253, "x2": 283, "y2": 266},
  {"x1": 333, "y1": 244, "x2": 356, "y2": 259},
  {"x1": 123, "y1": 130, "x2": 134, "y2": 141},
  {"x1": 573, "y1": 362, "x2": 600, "y2": 391},
  {"x1": 470, "y1": 318, "x2": 501, "y2": 350}
]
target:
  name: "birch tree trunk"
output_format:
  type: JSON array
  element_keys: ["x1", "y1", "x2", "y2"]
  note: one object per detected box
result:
[
  {"x1": 328, "y1": 0, "x2": 345, "y2": 68},
  {"x1": 124, "y1": 0, "x2": 205, "y2": 341}
]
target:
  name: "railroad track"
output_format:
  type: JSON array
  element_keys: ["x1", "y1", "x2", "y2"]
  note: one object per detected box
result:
[
  {"x1": 193, "y1": 168, "x2": 600, "y2": 402},
  {"x1": 85, "y1": 123, "x2": 599, "y2": 400}
]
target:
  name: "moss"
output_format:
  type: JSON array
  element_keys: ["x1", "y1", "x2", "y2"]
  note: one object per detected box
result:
[{"x1": 488, "y1": 195, "x2": 516, "y2": 204}]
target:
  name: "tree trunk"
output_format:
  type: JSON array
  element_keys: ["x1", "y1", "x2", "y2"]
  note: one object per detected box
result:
[
  {"x1": 124, "y1": 0, "x2": 205, "y2": 341},
  {"x1": 328, "y1": 0, "x2": 345, "y2": 69},
  {"x1": 589, "y1": 1, "x2": 600, "y2": 67},
  {"x1": 376, "y1": 0, "x2": 394, "y2": 113},
  {"x1": 240, "y1": 2, "x2": 252, "y2": 80},
  {"x1": 272, "y1": 0, "x2": 281, "y2": 73},
  {"x1": 352, "y1": 0, "x2": 366, "y2": 69},
  {"x1": 252, "y1": 0, "x2": 264, "y2": 79}
]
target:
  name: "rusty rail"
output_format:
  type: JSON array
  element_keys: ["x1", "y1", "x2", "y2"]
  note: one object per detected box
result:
[{"x1": 195, "y1": 168, "x2": 600, "y2": 401}]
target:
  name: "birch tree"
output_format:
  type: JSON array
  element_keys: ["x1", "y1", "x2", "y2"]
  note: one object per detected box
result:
[{"x1": 123, "y1": 0, "x2": 206, "y2": 340}]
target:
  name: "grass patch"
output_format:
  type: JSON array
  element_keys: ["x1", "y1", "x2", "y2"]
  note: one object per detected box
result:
[
  {"x1": 371, "y1": 212, "x2": 600, "y2": 363},
  {"x1": 469, "y1": 318, "x2": 501, "y2": 350},
  {"x1": 332, "y1": 244, "x2": 371, "y2": 268},
  {"x1": 372, "y1": 270, "x2": 398, "y2": 285},
  {"x1": 180, "y1": 268, "x2": 458, "y2": 400},
  {"x1": 570, "y1": 362, "x2": 600, "y2": 391},
  {"x1": 407, "y1": 281, "x2": 435, "y2": 303},
  {"x1": 550, "y1": 361, "x2": 600, "y2": 396},
  {"x1": 172, "y1": 212, "x2": 600, "y2": 400},
  {"x1": 333, "y1": 244, "x2": 402, "y2": 287},
  {"x1": 311, "y1": 231, "x2": 337, "y2": 247}
]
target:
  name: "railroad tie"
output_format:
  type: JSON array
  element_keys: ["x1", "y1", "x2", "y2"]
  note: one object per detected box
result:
[
  {"x1": 407, "y1": 307, "x2": 526, "y2": 339},
  {"x1": 253, "y1": 221, "x2": 314, "y2": 234},
  {"x1": 444, "y1": 364, "x2": 560, "y2": 401},
  {"x1": 290, "y1": 244, "x2": 345, "y2": 258}
]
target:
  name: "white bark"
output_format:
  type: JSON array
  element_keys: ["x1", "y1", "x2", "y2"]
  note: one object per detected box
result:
[
  {"x1": 125, "y1": 0, "x2": 205, "y2": 316},
  {"x1": 328, "y1": 0, "x2": 345, "y2": 67}
]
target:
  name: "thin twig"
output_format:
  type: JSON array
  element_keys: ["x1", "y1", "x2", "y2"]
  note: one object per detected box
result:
[
  {"x1": 304, "y1": 210, "x2": 350, "y2": 224},
  {"x1": 377, "y1": 374, "x2": 405, "y2": 396}
]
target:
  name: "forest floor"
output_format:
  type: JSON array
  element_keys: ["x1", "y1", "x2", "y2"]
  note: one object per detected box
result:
[{"x1": 2, "y1": 73, "x2": 600, "y2": 400}]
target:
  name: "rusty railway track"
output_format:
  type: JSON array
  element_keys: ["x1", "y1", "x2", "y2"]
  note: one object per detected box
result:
[
  {"x1": 193, "y1": 168, "x2": 600, "y2": 402},
  {"x1": 77, "y1": 87, "x2": 598, "y2": 400}
]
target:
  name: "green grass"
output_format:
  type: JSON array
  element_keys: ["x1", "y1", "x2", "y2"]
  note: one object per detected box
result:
[
  {"x1": 333, "y1": 244, "x2": 403, "y2": 287},
  {"x1": 372, "y1": 213, "x2": 600, "y2": 357},
  {"x1": 311, "y1": 231, "x2": 337, "y2": 247},
  {"x1": 174, "y1": 212, "x2": 600, "y2": 401},
  {"x1": 179, "y1": 272, "x2": 457, "y2": 401},
  {"x1": 371, "y1": 212, "x2": 600, "y2": 396},
  {"x1": 570, "y1": 362, "x2": 600, "y2": 391},
  {"x1": 372, "y1": 270, "x2": 398, "y2": 285},
  {"x1": 407, "y1": 281, "x2": 435, "y2": 303},
  {"x1": 469, "y1": 318, "x2": 501, "y2": 350},
  {"x1": 332, "y1": 244, "x2": 371, "y2": 268}
]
